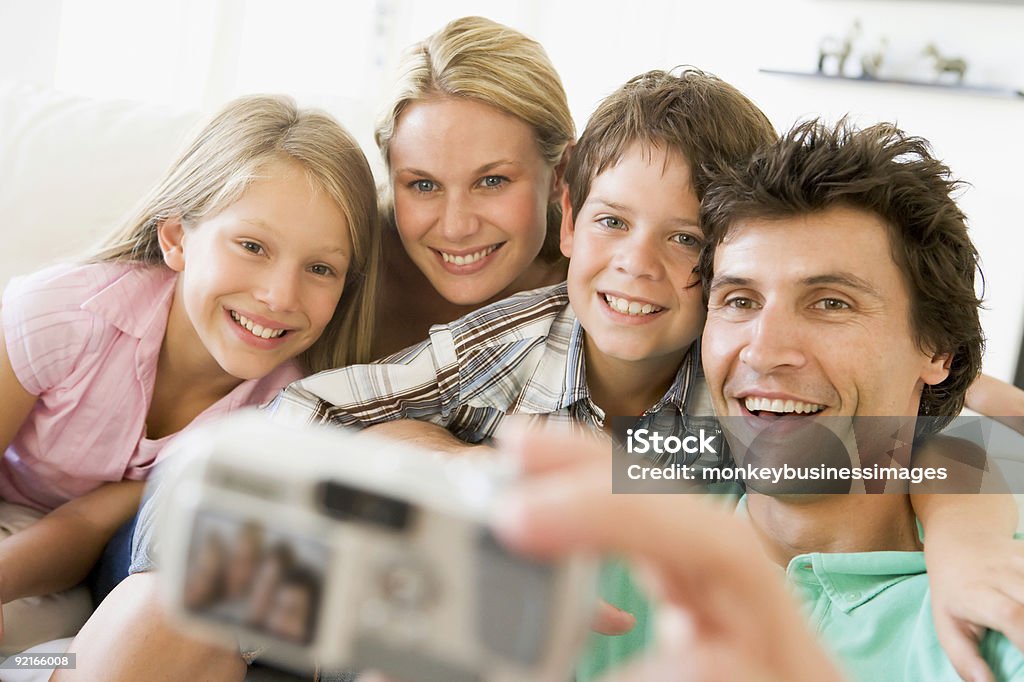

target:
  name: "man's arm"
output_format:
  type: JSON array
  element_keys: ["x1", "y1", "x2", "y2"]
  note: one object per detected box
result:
[{"x1": 492, "y1": 427, "x2": 845, "y2": 682}]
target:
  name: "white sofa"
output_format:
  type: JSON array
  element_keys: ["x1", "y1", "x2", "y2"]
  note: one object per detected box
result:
[{"x1": 0, "y1": 80, "x2": 202, "y2": 290}]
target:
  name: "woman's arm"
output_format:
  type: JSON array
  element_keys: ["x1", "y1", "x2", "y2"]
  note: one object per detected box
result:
[
  {"x1": 911, "y1": 434, "x2": 1023, "y2": 682},
  {"x1": 362, "y1": 420, "x2": 486, "y2": 454},
  {"x1": 966, "y1": 373, "x2": 1024, "y2": 435}
]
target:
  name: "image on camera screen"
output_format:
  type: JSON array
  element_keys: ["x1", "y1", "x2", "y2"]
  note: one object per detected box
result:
[{"x1": 183, "y1": 511, "x2": 328, "y2": 645}]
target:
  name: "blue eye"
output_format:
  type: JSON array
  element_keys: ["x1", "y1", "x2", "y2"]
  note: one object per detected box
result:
[
  {"x1": 599, "y1": 216, "x2": 625, "y2": 229},
  {"x1": 411, "y1": 179, "x2": 437, "y2": 193},
  {"x1": 479, "y1": 175, "x2": 508, "y2": 189}
]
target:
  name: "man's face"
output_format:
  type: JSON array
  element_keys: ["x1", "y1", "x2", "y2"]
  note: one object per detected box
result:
[{"x1": 702, "y1": 205, "x2": 950, "y2": 428}]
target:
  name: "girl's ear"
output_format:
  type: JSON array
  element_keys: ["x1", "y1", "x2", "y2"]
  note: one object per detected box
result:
[{"x1": 157, "y1": 218, "x2": 186, "y2": 272}]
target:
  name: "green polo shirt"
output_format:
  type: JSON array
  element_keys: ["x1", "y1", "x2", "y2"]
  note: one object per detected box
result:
[
  {"x1": 575, "y1": 559, "x2": 653, "y2": 682},
  {"x1": 576, "y1": 500, "x2": 1024, "y2": 681},
  {"x1": 788, "y1": 548, "x2": 1024, "y2": 681}
]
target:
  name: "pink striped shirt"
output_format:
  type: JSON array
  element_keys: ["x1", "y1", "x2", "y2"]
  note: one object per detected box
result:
[{"x1": 1, "y1": 262, "x2": 303, "y2": 512}]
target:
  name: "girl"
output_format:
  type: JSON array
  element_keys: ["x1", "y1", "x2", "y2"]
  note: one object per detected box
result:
[
  {"x1": 0, "y1": 94, "x2": 380, "y2": 654},
  {"x1": 370, "y1": 15, "x2": 575, "y2": 356}
]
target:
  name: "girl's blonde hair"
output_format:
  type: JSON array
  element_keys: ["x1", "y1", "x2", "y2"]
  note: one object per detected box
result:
[
  {"x1": 90, "y1": 95, "x2": 380, "y2": 371},
  {"x1": 374, "y1": 16, "x2": 574, "y2": 261}
]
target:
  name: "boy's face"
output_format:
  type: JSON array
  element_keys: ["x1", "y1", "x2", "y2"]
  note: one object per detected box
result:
[{"x1": 561, "y1": 143, "x2": 705, "y2": 377}]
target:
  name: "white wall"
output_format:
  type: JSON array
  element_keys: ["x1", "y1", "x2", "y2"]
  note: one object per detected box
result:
[{"x1": 1, "y1": 0, "x2": 1021, "y2": 380}]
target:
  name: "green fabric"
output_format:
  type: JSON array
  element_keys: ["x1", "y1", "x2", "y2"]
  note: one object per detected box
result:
[
  {"x1": 575, "y1": 498, "x2": 1024, "y2": 681},
  {"x1": 575, "y1": 558, "x2": 653, "y2": 682},
  {"x1": 788, "y1": 548, "x2": 1024, "y2": 681}
]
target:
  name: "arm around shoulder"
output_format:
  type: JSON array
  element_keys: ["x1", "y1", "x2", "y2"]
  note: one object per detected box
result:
[{"x1": 966, "y1": 374, "x2": 1024, "y2": 434}]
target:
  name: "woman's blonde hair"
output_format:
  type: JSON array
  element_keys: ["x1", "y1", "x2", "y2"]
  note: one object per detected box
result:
[
  {"x1": 90, "y1": 95, "x2": 381, "y2": 371},
  {"x1": 374, "y1": 16, "x2": 574, "y2": 261}
]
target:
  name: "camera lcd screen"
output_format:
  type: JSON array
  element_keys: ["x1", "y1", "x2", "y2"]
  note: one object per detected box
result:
[{"x1": 183, "y1": 511, "x2": 328, "y2": 646}]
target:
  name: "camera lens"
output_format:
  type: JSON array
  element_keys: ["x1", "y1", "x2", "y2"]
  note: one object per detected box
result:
[{"x1": 378, "y1": 557, "x2": 437, "y2": 611}]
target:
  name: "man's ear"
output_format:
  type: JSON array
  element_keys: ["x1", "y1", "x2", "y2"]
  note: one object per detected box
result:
[
  {"x1": 157, "y1": 217, "x2": 186, "y2": 272},
  {"x1": 559, "y1": 187, "x2": 575, "y2": 259},
  {"x1": 921, "y1": 351, "x2": 953, "y2": 386}
]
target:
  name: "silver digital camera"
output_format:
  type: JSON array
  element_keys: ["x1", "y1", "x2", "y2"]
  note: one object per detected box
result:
[{"x1": 158, "y1": 412, "x2": 598, "y2": 682}]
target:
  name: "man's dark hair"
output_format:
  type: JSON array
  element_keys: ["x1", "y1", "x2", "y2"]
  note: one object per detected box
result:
[{"x1": 698, "y1": 119, "x2": 984, "y2": 426}]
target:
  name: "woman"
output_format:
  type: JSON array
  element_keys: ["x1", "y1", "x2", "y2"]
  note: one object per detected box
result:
[{"x1": 370, "y1": 15, "x2": 574, "y2": 356}]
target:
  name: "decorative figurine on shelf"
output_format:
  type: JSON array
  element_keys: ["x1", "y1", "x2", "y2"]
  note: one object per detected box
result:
[
  {"x1": 923, "y1": 43, "x2": 967, "y2": 84},
  {"x1": 818, "y1": 20, "x2": 861, "y2": 77},
  {"x1": 860, "y1": 36, "x2": 888, "y2": 80}
]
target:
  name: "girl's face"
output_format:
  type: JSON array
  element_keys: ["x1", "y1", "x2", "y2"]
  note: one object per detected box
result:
[
  {"x1": 389, "y1": 97, "x2": 557, "y2": 306},
  {"x1": 161, "y1": 159, "x2": 351, "y2": 381}
]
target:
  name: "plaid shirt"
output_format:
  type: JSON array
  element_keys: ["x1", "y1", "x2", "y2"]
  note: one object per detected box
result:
[{"x1": 268, "y1": 283, "x2": 717, "y2": 462}]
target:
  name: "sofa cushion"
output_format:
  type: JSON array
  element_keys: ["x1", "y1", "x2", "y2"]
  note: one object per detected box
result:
[{"x1": 0, "y1": 81, "x2": 199, "y2": 288}]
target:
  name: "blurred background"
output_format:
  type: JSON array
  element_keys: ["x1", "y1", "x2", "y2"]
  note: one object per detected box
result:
[{"x1": 1, "y1": 0, "x2": 1022, "y2": 386}]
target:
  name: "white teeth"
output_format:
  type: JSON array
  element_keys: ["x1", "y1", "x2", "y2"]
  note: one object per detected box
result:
[
  {"x1": 230, "y1": 311, "x2": 286, "y2": 339},
  {"x1": 743, "y1": 397, "x2": 824, "y2": 415},
  {"x1": 603, "y1": 294, "x2": 663, "y2": 316},
  {"x1": 440, "y1": 245, "x2": 498, "y2": 265}
]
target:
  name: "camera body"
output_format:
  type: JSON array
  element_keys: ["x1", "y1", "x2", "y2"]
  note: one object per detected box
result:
[{"x1": 158, "y1": 412, "x2": 598, "y2": 682}]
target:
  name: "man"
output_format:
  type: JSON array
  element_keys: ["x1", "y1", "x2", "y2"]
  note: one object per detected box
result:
[{"x1": 695, "y1": 119, "x2": 1021, "y2": 680}]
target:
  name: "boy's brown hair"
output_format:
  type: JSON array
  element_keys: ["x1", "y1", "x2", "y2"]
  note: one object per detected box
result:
[{"x1": 564, "y1": 68, "x2": 777, "y2": 220}]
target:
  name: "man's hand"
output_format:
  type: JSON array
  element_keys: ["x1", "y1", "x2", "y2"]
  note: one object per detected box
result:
[
  {"x1": 491, "y1": 427, "x2": 845, "y2": 682},
  {"x1": 592, "y1": 600, "x2": 636, "y2": 636}
]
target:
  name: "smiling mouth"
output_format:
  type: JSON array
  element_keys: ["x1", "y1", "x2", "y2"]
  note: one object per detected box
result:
[
  {"x1": 230, "y1": 311, "x2": 288, "y2": 340},
  {"x1": 744, "y1": 397, "x2": 825, "y2": 416},
  {"x1": 437, "y1": 244, "x2": 502, "y2": 266},
  {"x1": 602, "y1": 293, "x2": 664, "y2": 316}
]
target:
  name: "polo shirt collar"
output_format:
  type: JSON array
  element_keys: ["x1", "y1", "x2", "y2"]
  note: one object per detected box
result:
[
  {"x1": 787, "y1": 550, "x2": 925, "y2": 614},
  {"x1": 735, "y1": 496, "x2": 927, "y2": 614},
  {"x1": 81, "y1": 264, "x2": 176, "y2": 339}
]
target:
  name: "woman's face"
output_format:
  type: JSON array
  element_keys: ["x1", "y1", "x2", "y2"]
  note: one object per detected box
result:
[{"x1": 388, "y1": 97, "x2": 557, "y2": 306}]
